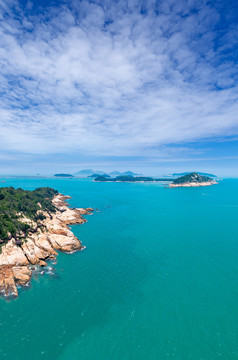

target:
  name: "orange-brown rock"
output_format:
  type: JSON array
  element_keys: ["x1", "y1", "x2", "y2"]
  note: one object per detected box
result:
[
  {"x1": 12, "y1": 266, "x2": 32, "y2": 286},
  {"x1": 34, "y1": 233, "x2": 58, "y2": 257},
  {"x1": 0, "y1": 271, "x2": 4, "y2": 291},
  {"x1": 4, "y1": 269, "x2": 18, "y2": 297},
  {"x1": 0, "y1": 266, "x2": 18, "y2": 297},
  {"x1": 48, "y1": 233, "x2": 82, "y2": 253},
  {"x1": 0, "y1": 240, "x2": 29, "y2": 266}
]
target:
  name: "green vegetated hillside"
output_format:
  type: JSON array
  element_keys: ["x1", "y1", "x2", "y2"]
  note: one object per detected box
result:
[
  {"x1": 173, "y1": 172, "x2": 212, "y2": 185},
  {"x1": 0, "y1": 187, "x2": 58, "y2": 245}
]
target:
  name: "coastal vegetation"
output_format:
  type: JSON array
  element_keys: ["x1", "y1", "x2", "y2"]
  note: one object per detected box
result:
[{"x1": 0, "y1": 187, "x2": 58, "y2": 244}]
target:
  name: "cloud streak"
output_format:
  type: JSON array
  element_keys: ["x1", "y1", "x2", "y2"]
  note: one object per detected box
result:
[{"x1": 0, "y1": 0, "x2": 238, "y2": 162}]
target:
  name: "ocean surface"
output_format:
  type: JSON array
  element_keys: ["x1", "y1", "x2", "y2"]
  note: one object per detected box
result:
[{"x1": 1, "y1": 177, "x2": 238, "y2": 360}]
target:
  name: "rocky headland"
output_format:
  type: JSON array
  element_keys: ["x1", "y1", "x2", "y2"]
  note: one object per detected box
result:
[{"x1": 0, "y1": 193, "x2": 93, "y2": 298}]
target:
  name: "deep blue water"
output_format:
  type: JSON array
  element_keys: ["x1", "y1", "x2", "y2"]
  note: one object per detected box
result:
[{"x1": 0, "y1": 178, "x2": 238, "y2": 360}]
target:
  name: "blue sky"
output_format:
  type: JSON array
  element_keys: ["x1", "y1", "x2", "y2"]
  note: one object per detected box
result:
[{"x1": 0, "y1": 0, "x2": 238, "y2": 176}]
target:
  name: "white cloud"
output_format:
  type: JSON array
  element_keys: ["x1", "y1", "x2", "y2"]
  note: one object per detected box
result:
[{"x1": 0, "y1": 0, "x2": 238, "y2": 159}]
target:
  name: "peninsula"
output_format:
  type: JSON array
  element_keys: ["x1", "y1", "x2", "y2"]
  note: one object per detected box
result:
[
  {"x1": 0, "y1": 187, "x2": 93, "y2": 298},
  {"x1": 169, "y1": 172, "x2": 217, "y2": 187}
]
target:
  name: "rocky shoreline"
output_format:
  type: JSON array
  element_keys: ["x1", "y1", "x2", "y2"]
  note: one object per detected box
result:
[
  {"x1": 0, "y1": 194, "x2": 93, "y2": 298},
  {"x1": 169, "y1": 181, "x2": 217, "y2": 188}
]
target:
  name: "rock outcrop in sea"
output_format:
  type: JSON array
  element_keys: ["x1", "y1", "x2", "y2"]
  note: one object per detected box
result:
[
  {"x1": 169, "y1": 172, "x2": 217, "y2": 188},
  {"x1": 0, "y1": 194, "x2": 93, "y2": 298}
]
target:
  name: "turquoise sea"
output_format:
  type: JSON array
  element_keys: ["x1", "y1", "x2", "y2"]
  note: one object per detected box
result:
[{"x1": 1, "y1": 178, "x2": 238, "y2": 360}]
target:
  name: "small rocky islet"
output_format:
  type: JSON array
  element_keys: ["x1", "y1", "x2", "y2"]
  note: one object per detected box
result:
[
  {"x1": 169, "y1": 172, "x2": 217, "y2": 187},
  {"x1": 0, "y1": 187, "x2": 93, "y2": 298}
]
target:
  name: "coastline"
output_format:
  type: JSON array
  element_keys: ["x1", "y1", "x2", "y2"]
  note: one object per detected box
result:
[
  {"x1": 0, "y1": 193, "x2": 93, "y2": 298},
  {"x1": 169, "y1": 181, "x2": 217, "y2": 188}
]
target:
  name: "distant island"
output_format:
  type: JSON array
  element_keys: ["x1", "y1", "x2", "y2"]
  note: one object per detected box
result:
[
  {"x1": 74, "y1": 169, "x2": 140, "y2": 177},
  {"x1": 94, "y1": 173, "x2": 218, "y2": 186},
  {"x1": 109, "y1": 171, "x2": 139, "y2": 176},
  {"x1": 169, "y1": 172, "x2": 217, "y2": 187},
  {"x1": 74, "y1": 169, "x2": 97, "y2": 176},
  {"x1": 88, "y1": 173, "x2": 111, "y2": 178},
  {"x1": 54, "y1": 173, "x2": 74, "y2": 177},
  {"x1": 94, "y1": 175, "x2": 174, "y2": 182},
  {"x1": 0, "y1": 187, "x2": 93, "y2": 298}
]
